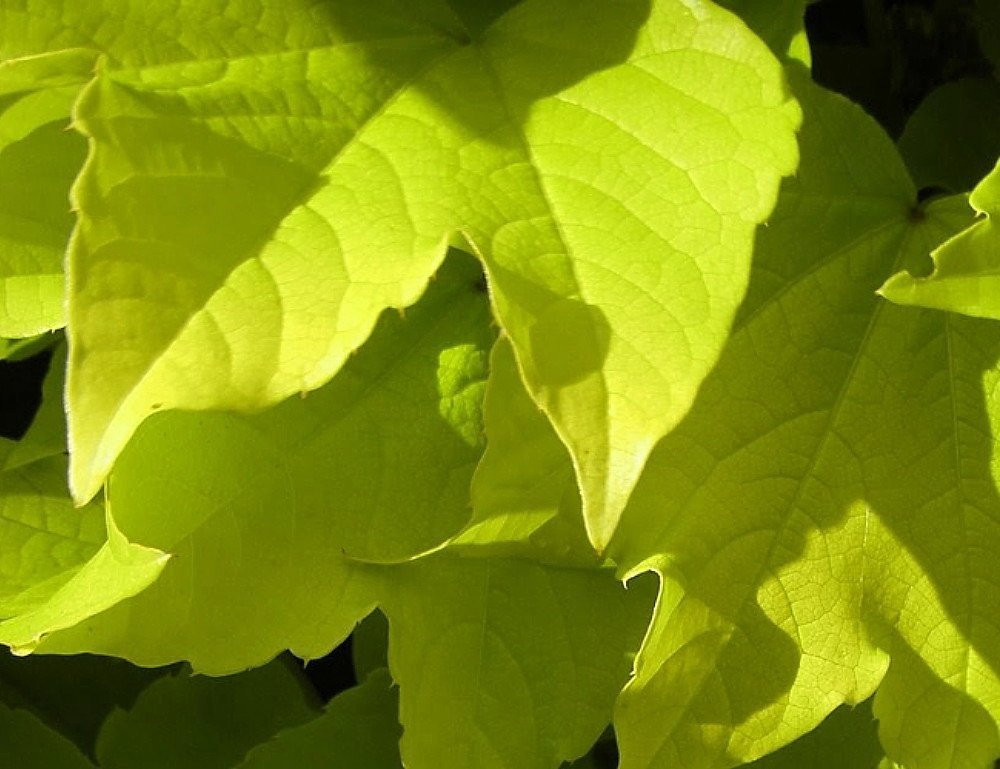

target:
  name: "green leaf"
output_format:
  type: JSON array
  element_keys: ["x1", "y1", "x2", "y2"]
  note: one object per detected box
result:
[
  {"x1": 897, "y1": 78, "x2": 1000, "y2": 194},
  {"x1": 880, "y1": 161, "x2": 1000, "y2": 320},
  {"x1": 0, "y1": 49, "x2": 94, "y2": 338},
  {"x1": 0, "y1": 331, "x2": 60, "y2": 362},
  {"x1": 451, "y1": 336, "x2": 598, "y2": 568},
  {"x1": 236, "y1": 668, "x2": 401, "y2": 769},
  {"x1": 0, "y1": 353, "x2": 167, "y2": 651},
  {"x1": 607, "y1": 71, "x2": 1000, "y2": 769},
  {"x1": 0, "y1": 699, "x2": 95, "y2": 769},
  {"x1": 96, "y1": 658, "x2": 317, "y2": 769},
  {"x1": 381, "y1": 558, "x2": 655, "y2": 769},
  {"x1": 34, "y1": 254, "x2": 491, "y2": 669},
  {"x1": 32, "y1": 253, "x2": 655, "y2": 769},
  {"x1": 743, "y1": 698, "x2": 884, "y2": 769},
  {"x1": 46, "y1": 2, "x2": 799, "y2": 556}
]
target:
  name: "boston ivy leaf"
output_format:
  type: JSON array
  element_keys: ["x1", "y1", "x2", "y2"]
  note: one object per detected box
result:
[
  {"x1": 96, "y1": 658, "x2": 317, "y2": 769},
  {"x1": 34, "y1": 254, "x2": 490, "y2": 669},
  {"x1": 41, "y1": 1, "x2": 800, "y2": 555},
  {"x1": 880, "y1": 161, "x2": 1000, "y2": 320},
  {"x1": 236, "y1": 668, "x2": 401, "y2": 769},
  {"x1": 0, "y1": 50, "x2": 93, "y2": 338},
  {"x1": 0, "y1": 353, "x2": 167, "y2": 651},
  {"x1": 380, "y1": 557, "x2": 655, "y2": 769},
  {"x1": 897, "y1": 78, "x2": 1000, "y2": 194},
  {"x1": 0, "y1": 699, "x2": 95, "y2": 769},
  {"x1": 31, "y1": 252, "x2": 655, "y2": 769},
  {"x1": 608, "y1": 72, "x2": 1000, "y2": 769}
]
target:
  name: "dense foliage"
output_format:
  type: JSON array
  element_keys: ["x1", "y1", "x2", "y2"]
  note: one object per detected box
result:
[{"x1": 0, "y1": 0, "x2": 998, "y2": 767}]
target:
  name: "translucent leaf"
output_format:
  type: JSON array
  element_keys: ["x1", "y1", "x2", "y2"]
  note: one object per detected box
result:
[
  {"x1": 34, "y1": 254, "x2": 490, "y2": 669},
  {"x1": 33, "y1": 253, "x2": 655, "y2": 769},
  {"x1": 0, "y1": 354, "x2": 167, "y2": 650},
  {"x1": 897, "y1": 78, "x2": 1000, "y2": 194},
  {"x1": 96, "y1": 659, "x2": 317, "y2": 769},
  {"x1": 451, "y1": 336, "x2": 598, "y2": 568},
  {"x1": 0, "y1": 50, "x2": 93, "y2": 337},
  {"x1": 606, "y1": 72, "x2": 1000, "y2": 769},
  {"x1": 236, "y1": 668, "x2": 401, "y2": 769},
  {"x1": 881, "y1": 161, "x2": 1000, "y2": 320},
  {"x1": 381, "y1": 558, "x2": 655, "y2": 769},
  {"x1": 12, "y1": 2, "x2": 801, "y2": 553}
]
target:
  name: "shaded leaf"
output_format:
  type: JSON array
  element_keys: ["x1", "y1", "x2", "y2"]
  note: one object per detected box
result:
[
  {"x1": 0, "y1": 355, "x2": 167, "y2": 650},
  {"x1": 236, "y1": 668, "x2": 401, "y2": 769},
  {"x1": 606, "y1": 71, "x2": 1000, "y2": 769},
  {"x1": 10, "y1": 2, "x2": 801, "y2": 556},
  {"x1": 96, "y1": 658, "x2": 317, "y2": 769},
  {"x1": 0, "y1": 699, "x2": 94, "y2": 769},
  {"x1": 898, "y1": 78, "x2": 1000, "y2": 194}
]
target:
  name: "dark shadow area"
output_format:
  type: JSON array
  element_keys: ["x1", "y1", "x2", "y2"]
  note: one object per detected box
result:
[
  {"x1": 0, "y1": 348, "x2": 51, "y2": 440},
  {"x1": 0, "y1": 648, "x2": 172, "y2": 759},
  {"x1": 807, "y1": 0, "x2": 992, "y2": 136},
  {"x1": 299, "y1": 636, "x2": 357, "y2": 702}
]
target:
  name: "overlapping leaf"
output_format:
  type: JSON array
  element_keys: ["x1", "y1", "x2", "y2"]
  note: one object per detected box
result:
[
  {"x1": 0, "y1": 354, "x2": 167, "y2": 650},
  {"x1": 35, "y1": 254, "x2": 490, "y2": 667},
  {"x1": 0, "y1": 49, "x2": 93, "y2": 337},
  {"x1": 2, "y1": 1, "x2": 800, "y2": 553},
  {"x1": 603, "y1": 71, "x2": 1000, "y2": 769},
  {"x1": 235, "y1": 669, "x2": 401, "y2": 769},
  {"x1": 33, "y1": 256, "x2": 654, "y2": 769},
  {"x1": 881, "y1": 161, "x2": 1000, "y2": 321},
  {"x1": 96, "y1": 660, "x2": 316, "y2": 769}
]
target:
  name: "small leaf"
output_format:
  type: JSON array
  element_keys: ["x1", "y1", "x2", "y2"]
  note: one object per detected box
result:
[
  {"x1": 0, "y1": 50, "x2": 93, "y2": 337},
  {"x1": 880, "y1": 161, "x2": 1000, "y2": 320},
  {"x1": 0, "y1": 352, "x2": 168, "y2": 651}
]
